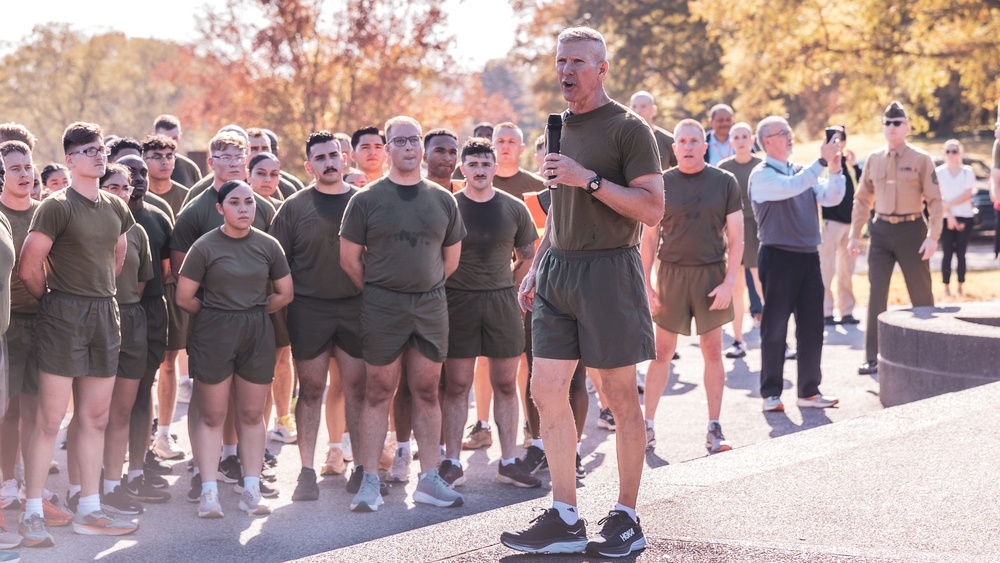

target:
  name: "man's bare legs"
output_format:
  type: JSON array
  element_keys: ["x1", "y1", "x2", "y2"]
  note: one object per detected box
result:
[
  {"x1": 701, "y1": 328, "x2": 725, "y2": 421},
  {"x1": 441, "y1": 358, "x2": 476, "y2": 460},
  {"x1": 642, "y1": 327, "x2": 679, "y2": 422},
  {"x1": 270, "y1": 346, "x2": 293, "y2": 426},
  {"x1": 471, "y1": 358, "x2": 492, "y2": 428},
  {"x1": 596, "y1": 366, "x2": 644, "y2": 509},
  {"x1": 487, "y1": 357, "x2": 521, "y2": 460},
  {"x1": 324, "y1": 359, "x2": 346, "y2": 454},
  {"x1": 103, "y1": 377, "x2": 142, "y2": 484},
  {"x1": 294, "y1": 353, "x2": 331, "y2": 470},
  {"x1": 359, "y1": 357, "x2": 404, "y2": 472},
  {"x1": 336, "y1": 350, "x2": 366, "y2": 464},
  {"x1": 732, "y1": 266, "x2": 747, "y2": 343},
  {"x1": 157, "y1": 350, "x2": 180, "y2": 434},
  {"x1": 531, "y1": 358, "x2": 579, "y2": 505}
]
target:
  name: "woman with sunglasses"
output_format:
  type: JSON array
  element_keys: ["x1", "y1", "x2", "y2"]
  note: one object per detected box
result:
[{"x1": 935, "y1": 139, "x2": 975, "y2": 296}]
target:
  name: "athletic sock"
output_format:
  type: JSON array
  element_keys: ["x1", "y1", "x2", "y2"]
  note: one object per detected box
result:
[
  {"x1": 478, "y1": 420, "x2": 490, "y2": 429},
  {"x1": 614, "y1": 502, "x2": 638, "y2": 522},
  {"x1": 501, "y1": 457, "x2": 517, "y2": 466},
  {"x1": 708, "y1": 419, "x2": 719, "y2": 430},
  {"x1": 531, "y1": 438, "x2": 544, "y2": 450},
  {"x1": 127, "y1": 470, "x2": 143, "y2": 481},
  {"x1": 644, "y1": 418, "x2": 655, "y2": 429},
  {"x1": 397, "y1": 441, "x2": 411, "y2": 455},
  {"x1": 222, "y1": 444, "x2": 238, "y2": 458},
  {"x1": 79, "y1": 494, "x2": 100, "y2": 515},
  {"x1": 576, "y1": 442, "x2": 582, "y2": 455},
  {"x1": 446, "y1": 458, "x2": 461, "y2": 467},
  {"x1": 243, "y1": 476, "x2": 260, "y2": 492},
  {"x1": 103, "y1": 479, "x2": 121, "y2": 495},
  {"x1": 201, "y1": 481, "x2": 218, "y2": 495},
  {"x1": 68, "y1": 484, "x2": 82, "y2": 498},
  {"x1": 24, "y1": 498, "x2": 43, "y2": 519},
  {"x1": 157, "y1": 424, "x2": 171, "y2": 439},
  {"x1": 552, "y1": 501, "x2": 579, "y2": 525}
]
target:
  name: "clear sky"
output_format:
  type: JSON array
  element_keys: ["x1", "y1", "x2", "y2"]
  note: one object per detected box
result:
[{"x1": 5, "y1": 0, "x2": 517, "y2": 71}]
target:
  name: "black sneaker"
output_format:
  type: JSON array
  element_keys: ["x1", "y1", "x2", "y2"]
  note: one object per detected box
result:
[
  {"x1": 346, "y1": 465, "x2": 364, "y2": 494},
  {"x1": 292, "y1": 468, "x2": 319, "y2": 501},
  {"x1": 235, "y1": 477, "x2": 278, "y2": 499},
  {"x1": 187, "y1": 473, "x2": 202, "y2": 503},
  {"x1": 261, "y1": 464, "x2": 277, "y2": 483},
  {"x1": 438, "y1": 460, "x2": 466, "y2": 488},
  {"x1": 67, "y1": 490, "x2": 80, "y2": 514},
  {"x1": 124, "y1": 474, "x2": 171, "y2": 503},
  {"x1": 496, "y1": 459, "x2": 541, "y2": 488},
  {"x1": 143, "y1": 470, "x2": 169, "y2": 489},
  {"x1": 585, "y1": 510, "x2": 647, "y2": 557},
  {"x1": 264, "y1": 449, "x2": 278, "y2": 468},
  {"x1": 575, "y1": 453, "x2": 586, "y2": 479},
  {"x1": 217, "y1": 455, "x2": 242, "y2": 484},
  {"x1": 101, "y1": 485, "x2": 144, "y2": 516},
  {"x1": 144, "y1": 450, "x2": 173, "y2": 475},
  {"x1": 500, "y1": 508, "x2": 587, "y2": 554},
  {"x1": 521, "y1": 445, "x2": 548, "y2": 474}
]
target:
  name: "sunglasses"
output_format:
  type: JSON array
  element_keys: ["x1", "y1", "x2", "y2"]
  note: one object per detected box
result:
[
  {"x1": 883, "y1": 119, "x2": 906, "y2": 127},
  {"x1": 944, "y1": 148, "x2": 960, "y2": 154}
]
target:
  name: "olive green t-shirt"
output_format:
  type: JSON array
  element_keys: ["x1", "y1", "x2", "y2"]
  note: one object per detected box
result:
[
  {"x1": 269, "y1": 187, "x2": 361, "y2": 300},
  {"x1": 718, "y1": 155, "x2": 763, "y2": 222},
  {"x1": 29, "y1": 188, "x2": 135, "y2": 298},
  {"x1": 658, "y1": 166, "x2": 742, "y2": 266},
  {"x1": 180, "y1": 174, "x2": 215, "y2": 209},
  {"x1": 179, "y1": 227, "x2": 290, "y2": 311},
  {"x1": 171, "y1": 153, "x2": 203, "y2": 189},
  {"x1": 145, "y1": 192, "x2": 175, "y2": 223},
  {"x1": 0, "y1": 200, "x2": 41, "y2": 313},
  {"x1": 493, "y1": 169, "x2": 545, "y2": 200},
  {"x1": 447, "y1": 190, "x2": 538, "y2": 291},
  {"x1": 340, "y1": 178, "x2": 466, "y2": 293},
  {"x1": 151, "y1": 181, "x2": 189, "y2": 217},
  {"x1": 993, "y1": 139, "x2": 999, "y2": 169},
  {"x1": 171, "y1": 186, "x2": 276, "y2": 253},
  {"x1": 115, "y1": 224, "x2": 154, "y2": 305},
  {"x1": 0, "y1": 214, "x2": 14, "y2": 333},
  {"x1": 550, "y1": 101, "x2": 662, "y2": 251},
  {"x1": 134, "y1": 202, "x2": 173, "y2": 298},
  {"x1": 653, "y1": 126, "x2": 678, "y2": 170}
]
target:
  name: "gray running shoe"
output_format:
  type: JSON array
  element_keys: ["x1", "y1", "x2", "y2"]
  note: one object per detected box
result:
[
  {"x1": 350, "y1": 472, "x2": 384, "y2": 512},
  {"x1": 413, "y1": 469, "x2": 464, "y2": 508}
]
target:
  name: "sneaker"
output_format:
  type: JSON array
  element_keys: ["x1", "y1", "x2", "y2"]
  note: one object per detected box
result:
[
  {"x1": 292, "y1": 468, "x2": 319, "y2": 501},
  {"x1": 100, "y1": 486, "x2": 143, "y2": 516},
  {"x1": 672, "y1": 351, "x2": 680, "y2": 360},
  {"x1": 217, "y1": 455, "x2": 242, "y2": 484},
  {"x1": 438, "y1": 460, "x2": 466, "y2": 488},
  {"x1": 378, "y1": 437, "x2": 396, "y2": 471},
  {"x1": 461, "y1": 421, "x2": 492, "y2": 450},
  {"x1": 762, "y1": 396, "x2": 784, "y2": 412},
  {"x1": 320, "y1": 448, "x2": 346, "y2": 476},
  {"x1": 263, "y1": 449, "x2": 278, "y2": 468},
  {"x1": 0, "y1": 512, "x2": 21, "y2": 549},
  {"x1": 413, "y1": 469, "x2": 464, "y2": 508},
  {"x1": 824, "y1": 315, "x2": 837, "y2": 326},
  {"x1": 197, "y1": 489, "x2": 224, "y2": 518},
  {"x1": 42, "y1": 498, "x2": 73, "y2": 527},
  {"x1": 48, "y1": 460, "x2": 59, "y2": 475},
  {"x1": 124, "y1": 474, "x2": 171, "y2": 503},
  {"x1": 724, "y1": 340, "x2": 747, "y2": 359},
  {"x1": 645, "y1": 424, "x2": 656, "y2": 450},
  {"x1": 500, "y1": 508, "x2": 587, "y2": 554},
  {"x1": 706, "y1": 422, "x2": 732, "y2": 454},
  {"x1": 387, "y1": 447, "x2": 411, "y2": 483},
  {"x1": 345, "y1": 465, "x2": 364, "y2": 494},
  {"x1": 17, "y1": 513, "x2": 53, "y2": 548},
  {"x1": 238, "y1": 486, "x2": 271, "y2": 516},
  {"x1": 349, "y1": 472, "x2": 384, "y2": 512},
  {"x1": 784, "y1": 345, "x2": 797, "y2": 360},
  {"x1": 142, "y1": 470, "x2": 169, "y2": 489},
  {"x1": 261, "y1": 464, "x2": 277, "y2": 483},
  {"x1": 187, "y1": 474, "x2": 202, "y2": 503},
  {"x1": 521, "y1": 446, "x2": 548, "y2": 474},
  {"x1": 152, "y1": 434, "x2": 185, "y2": 460},
  {"x1": 858, "y1": 360, "x2": 878, "y2": 375},
  {"x1": 267, "y1": 414, "x2": 298, "y2": 444},
  {"x1": 496, "y1": 459, "x2": 542, "y2": 488},
  {"x1": 72, "y1": 509, "x2": 138, "y2": 536},
  {"x1": 0, "y1": 481, "x2": 19, "y2": 510},
  {"x1": 66, "y1": 491, "x2": 79, "y2": 515},
  {"x1": 235, "y1": 478, "x2": 278, "y2": 499},
  {"x1": 586, "y1": 510, "x2": 646, "y2": 557},
  {"x1": 575, "y1": 454, "x2": 586, "y2": 480},
  {"x1": 597, "y1": 408, "x2": 616, "y2": 431},
  {"x1": 839, "y1": 314, "x2": 860, "y2": 325},
  {"x1": 144, "y1": 450, "x2": 173, "y2": 475},
  {"x1": 797, "y1": 394, "x2": 839, "y2": 408}
]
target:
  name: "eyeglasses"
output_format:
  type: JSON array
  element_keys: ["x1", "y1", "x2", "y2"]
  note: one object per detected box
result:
[
  {"x1": 944, "y1": 148, "x2": 960, "y2": 154},
  {"x1": 883, "y1": 119, "x2": 907, "y2": 127},
  {"x1": 101, "y1": 184, "x2": 133, "y2": 194},
  {"x1": 70, "y1": 147, "x2": 109, "y2": 158},
  {"x1": 212, "y1": 154, "x2": 247, "y2": 164},
  {"x1": 144, "y1": 153, "x2": 175, "y2": 162},
  {"x1": 388, "y1": 136, "x2": 421, "y2": 148},
  {"x1": 765, "y1": 129, "x2": 793, "y2": 139}
]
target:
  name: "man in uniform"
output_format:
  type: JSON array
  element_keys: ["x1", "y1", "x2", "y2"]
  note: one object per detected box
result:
[
  {"x1": 142, "y1": 135, "x2": 189, "y2": 217},
  {"x1": 848, "y1": 102, "x2": 942, "y2": 375},
  {"x1": 629, "y1": 91, "x2": 677, "y2": 170},
  {"x1": 340, "y1": 115, "x2": 466, "y2": 512},
  {"x1": 423, "y1": 129, "x2": 462, "y2": 192},
  {"x1": 153, "y1": 115, "x2": 203, "y2": 189},
  {"x1": 349, "y1": 126, "x2": 387, "y2": 187},
  {"x1": 501, "y1": 27, "x2": 663, "y2": 558},
  {"x1": 640, "y1": 119, "x2": 743, "y2": 454},
  {"x1": 492, "y1": 123, "x2": 546, "y2": 199}
]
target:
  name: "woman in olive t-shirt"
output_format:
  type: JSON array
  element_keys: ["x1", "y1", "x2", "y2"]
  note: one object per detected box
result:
[{"x1": 175, "y1": 181, "x2": 293, "y2": 518}]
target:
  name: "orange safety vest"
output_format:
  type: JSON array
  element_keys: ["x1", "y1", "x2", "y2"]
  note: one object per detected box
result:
[{"x1": 523, "y1": 191, "x2": 548, "y2": 250}]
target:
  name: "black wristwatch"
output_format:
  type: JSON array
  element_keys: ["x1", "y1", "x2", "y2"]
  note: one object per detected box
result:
[
  {"x1": 818, "y1": 158, "x2": 829, "y2": 167},
  {"x1": 585, "y1": 175, "x2": 602, "y2": 194}
]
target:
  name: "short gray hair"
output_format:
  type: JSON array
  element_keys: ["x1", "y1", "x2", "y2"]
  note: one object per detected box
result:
[
  {"x1": 673, "y1": 119, "x2": 706, "y2": 141},
  {"x1": 384, "y1": 116, "x2": 422, "y2": 140},
  {"x1": 557, "y1": 27, "x2": 607, "y2": 61},
  {"x1": 755, "y1": 116, "x2": 789, "y2": 148}
]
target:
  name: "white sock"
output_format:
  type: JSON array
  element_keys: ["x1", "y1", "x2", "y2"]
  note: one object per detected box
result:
[
  {"x1": 157, "y1": 424, "x2": 170, "y2": 438},
  {"x1": 127, "y1": 470, "x2": 143, "y2": 481},
  {"x1": 644, "y1": 418, "x2": 654, "y2": 429},
  {"x1": 531, "y1": 438, "x2": 544, "y2": 450},
  {"x1": 501, "y1": 457, "x2": 517, "y2": 466},
  {"x1": 222, "y1": 444, "x2": 238, "y2": 458},
  {"x1": 397, "y1": 441, "x2": 411, "y2": 455},
  {"x1": 552, "y1": 501, "x2": 579, "y2": 525},
  {"x1": 478, "y1": 420, "x2": 490, "y2": 429},
  {"x1": 24, "y1": 498, "x2": 43, "y2": 519},
  {"x1": 615, "y1": 503, "x2": 638, "y2": 522},
  {"x1": 201, "y1": 480, "x2": 218, "y2": 495},
  {"x1": 243, "y1": 476, "x2": 260, "y2": 492},
  {"x1": 103, "y1": 479, "x2": 120, "y2": 495},
  {"x1": 708, "y1": 420, "x2": 719, "y2": 430},
  {"x1": 447, "y1": 458, "x2": 461, "y2": 467},
  {"x1": 79, "y1": 494, "x2": 100, "y2": 515},
  {"x1": 341, "y1": 433, "x2": 352, "y2": 455},
  {"x1": 576, "y1": 442, "x2": 582, "y2": 455},
  {"x1": 68, "y1": 484, "x2": 82, "y2": 497},
  {"x1": 327, "y1": 443, "x2": 342, "y2": 451}
]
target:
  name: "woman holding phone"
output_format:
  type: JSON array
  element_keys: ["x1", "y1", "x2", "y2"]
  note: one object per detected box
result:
[{"x1": 935, "y1": 139, "x2": 975, "y2": 296}]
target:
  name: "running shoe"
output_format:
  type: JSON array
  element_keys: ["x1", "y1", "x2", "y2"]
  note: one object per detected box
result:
[
  {"x1": 784, "y1": 344, "x2": 797, "y2": 360},
  {"x1": 438, "y1": 460, "x2": 466, "y2": 488},
  {"x1": 762, "y1": 396, "x2": 784, "y2": 412},
  {"x1": 17, "y1": 513, "x2": 53, "y2": 548},
  {"x1": 187, "y1": 474, "x2": 202, "y2": 503},
  {"x1": 586, "y1": 510, "x2": 646, "y2": 557},
  {"x1": 66, "y1": 491, "x2": 79, "y2": 515},
  {"x1": 267, "y1": 414, "x2": 298, "y2": 444},
  {"x1": 500, "y1": 508, "x2": 587, "y2": 554},
  {"x1": 797, "y1": 394, "x2": 840, "y2": 409},
  {"x1": 706, "y1": 422, "x2": 732, "y2": 454},
  {"x1": 144, "y1": 450, "x2": 173, "y2": 475},
  {"x1": 263, "y1": 449, "x2": 278, "y2": 468},
  {"x1": 0, "y1": 481, "x2": 19, "y2": 510},
  {"x1": 124, "y1": 474, "x2": 171, "y2": 503},
  {"x1": 142, "y1": 470, "x2": 169, "y2": 489},
  {"x1": 345, "y1": 465, "x2": 364, "y2": 494},
  {"x1": 496, "y1": 459, "x2": 542, "y2": 488},
  {"x1": 840, "y1": 314, "x2": 860, "y2": 325},
  {"x1": 152, "y1": 434, "x2": 185, "y2": 460},
  {"x1": 349, "y1": 472, "x2": 383, "y2": 512},
  {"x1": 217, "y1": 455, "x2": 242, "y2": 484},
  {"x1": 824, "y1": 315, "x2": 837, "y2": 326},
  {"x1": 48, "y1": 460, "x2": 59, "y2": 475},
  {"x1": 413, "y1": 469, "x2": 463, "y2": 508},
  {"x1": 261, "y1": 464, "x2": 277, "y2": 483},
  {"x1": 858, "y1": 360, "x2": 878, "y2": 375},
  {"x1": 292, "y1": 468, "x2": 319, "y2": 501},
  {"x1": 40, "y1": 497, "x2": 72, "y2": 528},
  {"x1": 197, "y1": 489, "x2": 223, "y2": 518},
  {"x1": 521, "y1": 446, "x2": 547, "y2": 475},
  {"x1": 72, "y1": 510, "x2": 138, "y2": 536},
  {"x1": 320, "y1": 448, "x2": 346, "y2": 476},
  {"x1": 597, "y1": 408, "x2": 616, "y2": 431},
  {"x1": 100, "y1": 486, "x2": 143, "y2": 516},
  {"x1": 238, "y1": 486, "x2": 271, "y2": 516},
  {"x1": 235, "y1": 478, "x2": 278, "y2": 499},
  {"x1": 575, "y1": 454, "x2": 586, "y2": 480},
  {"x1": 724, "y1": 340, "x2": 748, "y2": 359},
  {"x1": 387, "y1": 448, "x2": 412, "y2": 483},
  {"x1": 645, "y1": 423, "x2": 656, "y2": 450},
  {"x1": 461, "y1": 421, "x2": 492, "y2": 450},
  {"x1": 378, "y1": 437, "x2": 396, "y2": 471},
  {"x1": 0, "y1": 511, "x2": 21, "y2": 549}
]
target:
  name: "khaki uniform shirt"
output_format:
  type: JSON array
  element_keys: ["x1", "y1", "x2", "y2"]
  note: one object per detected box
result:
[{"x1": 850, "y1": 143, "x2": 943, "y2": 240}]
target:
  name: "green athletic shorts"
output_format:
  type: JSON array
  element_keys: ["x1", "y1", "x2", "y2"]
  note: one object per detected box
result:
[
  {"x1": 142, "y1": 296, "x2": 167, "y2": 372},
  {"x1": 36, "y1": 292, "x2": 121, "y2": 378},
  {"x1": 116, "y1": 302, "x2": 148, "y2": 380},
  {"x1": 187, "y1": 307, "x2": 275, "y2": 385},
  {"x1": 653, "y1": 262, "x2": 733, "y2": 336},
  {"x1": 360, "y1": 284, "x2": 447, "y2": 366},
  {"x1": 287, "y1": 294, "x2": 363, "y2": 360},
  {"x1": 164, "y1": 281, "x2": 190, "y2": 351},
  {"x1": 7, "y1": 313, "x2": 38, "y2": 396},
  {"x1": 446, "y1": 287, "x2": 523, "y2": 359},
  {"x1": 532, "y1": 246, "x2": 654, "y2": 369}
]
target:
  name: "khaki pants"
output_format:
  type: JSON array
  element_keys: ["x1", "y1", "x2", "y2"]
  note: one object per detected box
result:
[{"x1": 819, "y1": 220, "x2": 857, "y2": 317}]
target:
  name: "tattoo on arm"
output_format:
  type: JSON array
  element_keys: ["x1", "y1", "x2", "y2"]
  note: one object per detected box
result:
[{"x1": 516, "y1": 243, "x2": 536, "y2": 263}]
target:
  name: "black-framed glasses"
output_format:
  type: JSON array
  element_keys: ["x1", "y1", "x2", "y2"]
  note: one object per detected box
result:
[
  {"x1": 944, "y1": 148, "x2": 960, "y2": 154},
  {"x1": 144, "y1": 153, "x2": 175, "y2": 162},
  {"x1": 883, "y1": 119, "x2": 906, "y2": 127},
  {"x1": 388, "y1": 136, "x2": 421, "y2": 148},
  {"x1": 70, "y1": 147, "x2": 109, "y2": 158}
]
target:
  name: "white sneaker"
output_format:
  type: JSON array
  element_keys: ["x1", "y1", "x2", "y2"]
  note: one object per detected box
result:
[
  {"x1": 177, "y1": 377, "x2": 193, "y2": 404},
  {"x1": 152, "y1": 434, "x2": 185, "y2": 460},
  {"x1": 238, "y1": 486, "x2": 271, "y2": 516},
  {"x1": 198, "y1": 489, "x2": 224, "y2": 518},
  {"x1": 267, "y1": 415, "x2": 298, "y2": 444},
  {"x1": 796, "y1": 394, "x2": 839, "y2": 408},
  {"x1": 387, "y1": 447, "x2": 412, "y2": 483},
  {"x1": 0, "y1": 480, "x2": 19, "y2": 509}
]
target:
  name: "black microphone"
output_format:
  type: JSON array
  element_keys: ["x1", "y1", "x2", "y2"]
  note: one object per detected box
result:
[{"x1": 546, "y1": 113, "x2": 562, "y2": 188}]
